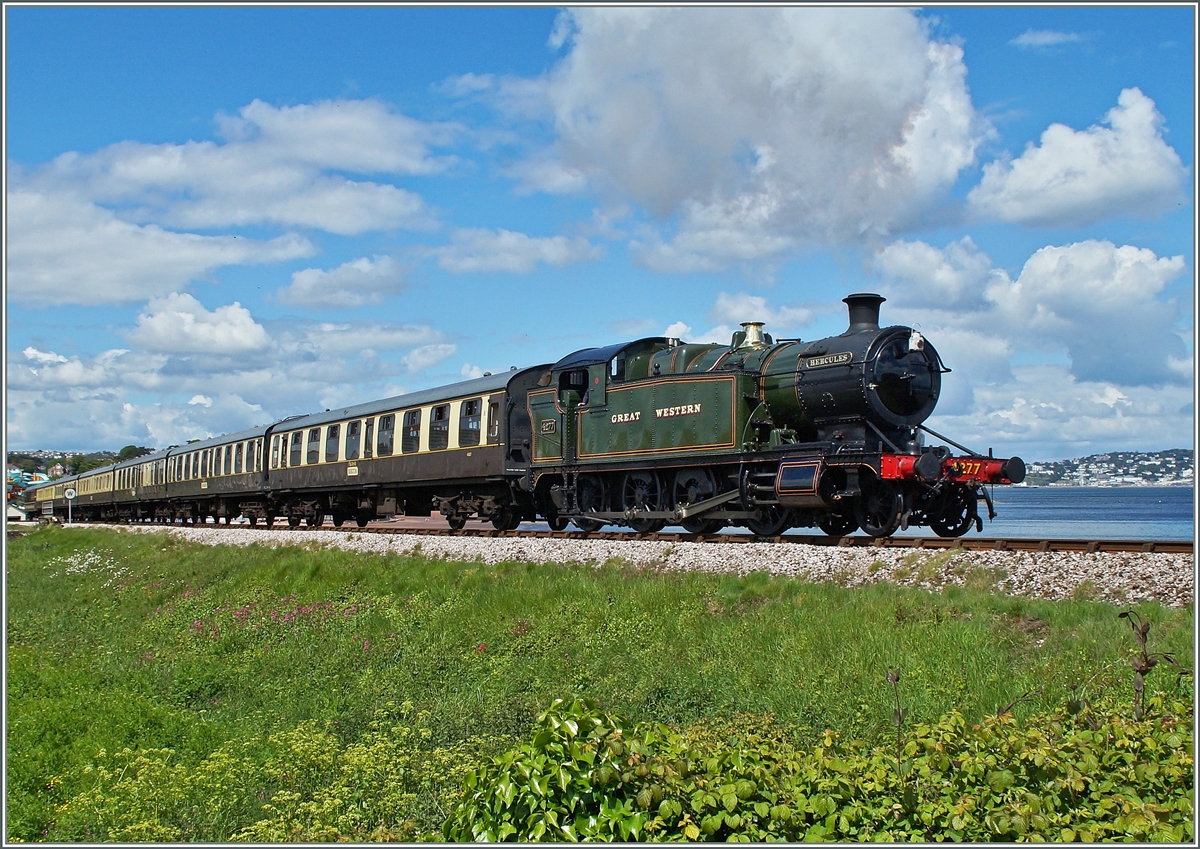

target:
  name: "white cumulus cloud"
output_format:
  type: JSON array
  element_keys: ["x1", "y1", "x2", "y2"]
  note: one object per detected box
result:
[
  {"x1": 873, "y1": 236, "x2": 1002, "y2": 310},
  {"x1": 1009, "y1": 30, "x2": 1083, "y2": 49},
  {"x1": 967, "y1": 88, "x2": 1188, "y2": 227},
  {"x1": 874, "y1": 237, "x2": 1190, "y2": 388},
  {"x1": 434, "y1": 228, "x2": 601, "y2": 273},
  {"x1": 277, "y1": 255, "x2": 407, "y2": 308},
  {"x1": 5, "y1": 190, "x2": 313, "y2": 307},
  {"x1": 21, "y1": 98, "x2": 452, "y2": 236},
  {"x1": 519, "y1": 7, "x2": 983, "y2": 269},
  {"x1": 710, "y1": 292, "x2": 813, "y2": 332},
  {"x1": 402, "y1": 343, "x2": 458, "y2": 373},
  {"x1": 128, "y1": 293, "x2": 272, "y2": 355}
]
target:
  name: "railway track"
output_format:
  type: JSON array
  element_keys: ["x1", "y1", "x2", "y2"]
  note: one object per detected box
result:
[{"x1": 22, "y1": 519, "x2": 1193, "y2": 554}]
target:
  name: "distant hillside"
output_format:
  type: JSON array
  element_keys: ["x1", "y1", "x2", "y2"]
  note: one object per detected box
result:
[{"x1": 1024, "y1": 449, "x2": 1193, "y2": 487}]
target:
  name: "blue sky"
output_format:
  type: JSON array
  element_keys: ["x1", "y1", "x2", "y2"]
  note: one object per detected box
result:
[{"x1": 5, "y1": 6, "x2": 1195, "y2": 461}]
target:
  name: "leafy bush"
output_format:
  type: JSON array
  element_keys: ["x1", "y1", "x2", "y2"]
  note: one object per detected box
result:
[
  {"x1": 47, "y1": 703, "x2": 503, "y2": 842},
  {"x1": 445, "y1": 695, "x2": 1194, "y2": 842}
]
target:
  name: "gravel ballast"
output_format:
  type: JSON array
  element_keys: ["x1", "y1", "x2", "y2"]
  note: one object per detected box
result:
[{"x1": 69, "y1": 524, "x2": 1194, "y2": 608}]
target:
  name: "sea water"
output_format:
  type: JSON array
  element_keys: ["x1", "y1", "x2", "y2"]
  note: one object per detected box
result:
[{"x1": 891, "y1": 485, "x2": 1195, "y2": 541}]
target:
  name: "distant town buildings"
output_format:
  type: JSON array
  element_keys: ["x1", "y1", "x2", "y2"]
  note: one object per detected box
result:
[{"x1": 1023, "y1": 449, "x2": 1193, "y2": 487}]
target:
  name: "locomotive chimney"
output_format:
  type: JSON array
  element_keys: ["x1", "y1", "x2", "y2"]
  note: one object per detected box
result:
[{"x1": 843, "y1": 293, "x2": 885, "y2": 334}]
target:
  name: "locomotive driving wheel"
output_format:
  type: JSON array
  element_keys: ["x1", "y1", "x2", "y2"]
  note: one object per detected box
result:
[
  {"x1": 622, "y1": 471, "x2": 666, "y2": 534},
  {"x1": 746, "y1": 505, "x2": 791, "y2": 537},
  {"x1": 674, "y1": 468, "x2": 722, "y2": 534},
  {"x1": 929, "y1": 485, "x2": 978, "y2": 538},
  {"x1": 817, "y1": 510, "x2": 858, "y2": 537},
  {"x1": 854, "y1": 474, "x2": 903, "y2": 538},
  {"x1": 572, "y1": 474, "x2": 606, "y2": 532}
]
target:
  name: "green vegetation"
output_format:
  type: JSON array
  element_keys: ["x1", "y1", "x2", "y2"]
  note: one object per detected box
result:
[
  {"x1": 447, "y1": 695, "x2": 1193, "y2": 842},
  {"x1": 6, "y1": 527, "x2": 1193, "y2": 841}
]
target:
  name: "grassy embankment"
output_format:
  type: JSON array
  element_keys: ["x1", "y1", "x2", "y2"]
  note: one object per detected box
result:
[{"x1": 6, "y1": 526, "x2": 1193, "y2": 841}]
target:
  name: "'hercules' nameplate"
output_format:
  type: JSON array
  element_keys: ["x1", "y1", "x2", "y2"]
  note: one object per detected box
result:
[{"x1": 803, "y1": 352, "x2": 853, "y2": 369}]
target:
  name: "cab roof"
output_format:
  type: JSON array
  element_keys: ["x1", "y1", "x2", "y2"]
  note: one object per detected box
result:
[{"x1": 552, "y1": 338, "x2": 670, "y2": 371}]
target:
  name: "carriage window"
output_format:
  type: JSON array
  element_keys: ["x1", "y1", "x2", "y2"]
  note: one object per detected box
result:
[
  {"x1": 201, "y1": 451, "x2": 209, "y2": 478},
  {"x1": 290, "y1": 432, "x2": 303, "y2": 467},
  {"x1": 363, "y1": 418, "x2": 374, "y2": 459},
  {"x1": 378, "y1": 414, "x2": 396, "y2": 456},
  {"x1": 459, "y1": 399, "x2": 481, "y2": 447},
  {"x1": 487, "y1": 401, "x2": 500, "y2": 444},
  {"x1": 307, "y1": 428, "x2": 321, "y2": 464},
  {"x1": 246, "y1": 440, "x2": 255, "y2": 472},
  {"x1": 346, "y1": 420, "x2": 361, "y2": 460},
  {"x1": 401, "y1": 410, "x2": 420, "y2": 454},
  {"x1": 184, "y1": 454, "x2": 191, "y2": 479},
  {"x1": 235, "y1": 442, "x2": 244, "y2": 474},
  {"x1": 326, "y1": 424, "x2": 341, "y2": 463},
  {"x1": 224, "y1": 445, "x2": 233, "y2": 475},
  {"x1": 430, "y1": 404, "x2": 450, "y2": 450}
]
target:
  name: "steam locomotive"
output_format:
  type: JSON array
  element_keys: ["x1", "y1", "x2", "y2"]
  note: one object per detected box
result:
[{"x1": 31, "y1": 294, "x2": 1024, "y2": 538}]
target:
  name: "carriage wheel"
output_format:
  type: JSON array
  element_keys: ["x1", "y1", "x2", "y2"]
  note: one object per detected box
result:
[
  {"x1": 332, "y1": 512, "x2": 345, "y2": 528},
  {"x1": 447, "y1": 514, "x2": 467, "y2": 530},
  {"x1": 355, "y1": 510, "x2": 371, "y2": 528},
  {"x1": 287, "y1": 514, "x2": 302, "y2": 528},
  {"x1": 492, "y1": 506, "x2": 522, "y2": 531}
]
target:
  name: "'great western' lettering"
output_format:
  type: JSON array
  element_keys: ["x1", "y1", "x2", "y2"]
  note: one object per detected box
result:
[
  {"x1": 610, "y1": 411, "x2": 642, "y2": 423},
  {"x1": 655, "y1": 404, "x2": 701, "y2": 418}
]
